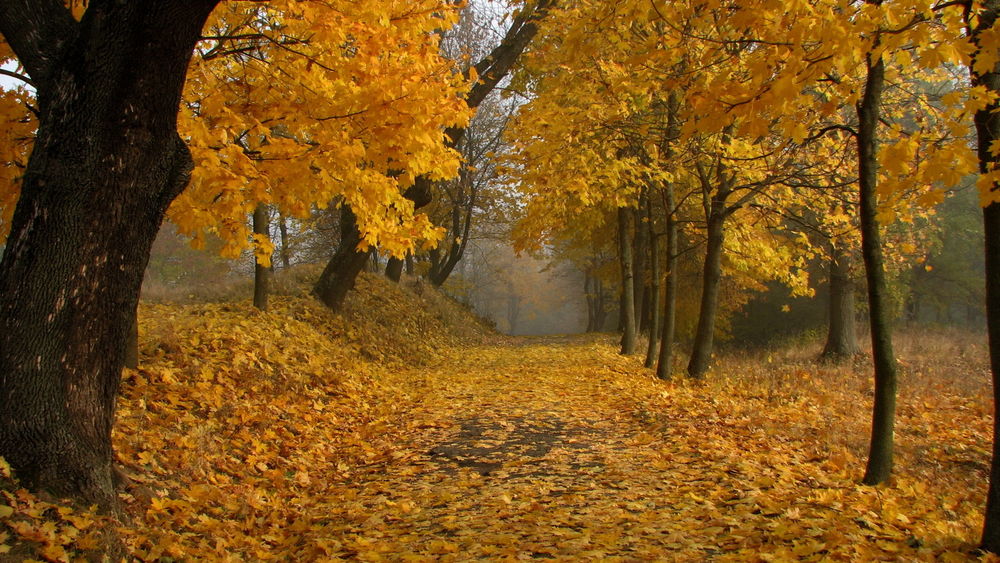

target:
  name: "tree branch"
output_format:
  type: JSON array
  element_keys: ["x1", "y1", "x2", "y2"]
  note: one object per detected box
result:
[
  {"x1": 0, "y1": 68, "x2": 34, "y2": 88},
  {"x1": 0, "y1": 0, "x2": 76, "y2": 87}
]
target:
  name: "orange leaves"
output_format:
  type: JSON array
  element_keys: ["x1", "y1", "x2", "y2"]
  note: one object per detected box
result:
[
  {"x1": 0, "y1": 472, "x2": 105, "y2": 561},
  {"x1": 0, "y1": 86, "x2": 34, "y2": 244}
]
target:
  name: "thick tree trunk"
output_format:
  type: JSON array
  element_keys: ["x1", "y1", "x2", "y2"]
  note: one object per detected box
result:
[
  {"x1": 968, "y1": 1, "x2": 1000, "y2": 550},
  {"x1": 313, "y1": 206, "x2": 371, "y2": 311},
  {"x1": 984, "y1": 183, "x2": 1000, "y2": 553},
  {"x1": 656, "y1": 188, "x2": 678, "y2": 380},
  {"x1": 253, "y1": 203, "x2": 270, "y2": 311},
  {"x1": 687, "y1": 211, "x2": 726, "y2": 378},
  {"x1": 385, "y1": 257, "x2": 404, "y2": 282},
  {"x1": 822, "y1": 243, "x2": 860, "y2": 358},
  {"x1": 619, "y1": 207, "x2": 638, "y2": 354},
  {"x1": 0, "y1": 1, "x2": 219, "y2": 512},
  {"x1": 856, "y1": 52, "x2": 898, "y2": 486}
]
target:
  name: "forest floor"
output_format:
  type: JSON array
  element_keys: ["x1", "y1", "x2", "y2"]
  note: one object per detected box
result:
[
  {"x1": 0, "y1": 274, "x2": 997, "y2": 561},
  {"x1": 286, "y1": 336, "x2": 994, "y2": 562}
]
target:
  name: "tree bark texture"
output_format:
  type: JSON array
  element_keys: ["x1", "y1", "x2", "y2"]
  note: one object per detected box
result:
[
  {"x1": 656, "y1": 186, "x2": 678, "y2": 380},
  {"x1": 253, "y1": 203, "x2": 270, "y2": 311},
  {"x1": 0, "y1": 0, "x2": 220, "y2": 511},
  {"x1": 314, "y1": 205, "x2": 371, "y2": 311},
  {"x1": 968, "y1": 0, "x2": 1000, "y2": 550},
  {"x1": 619, "y1": 207, "x2": 637, "y2": 355},
  {"x1": 856, "y1": 52, "x2": 898, "y2": 486},
  {"x1": 687, "y1": 210, "x2": 726, "y2": 378},
  {"x1": 821, "y1": 243, "x2": 860, "y2": 359}
]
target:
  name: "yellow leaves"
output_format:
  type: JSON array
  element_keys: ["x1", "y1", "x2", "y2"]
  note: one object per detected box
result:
[
  {"x1": 170, "y1": 0, "x2": 472, "y2": 261},
  {"x1": 0, "y1": 468, "x2": 105, "y2": 561},
  {"x1": 973, "y1": 25, "x2": 1000, "y2": 75}
]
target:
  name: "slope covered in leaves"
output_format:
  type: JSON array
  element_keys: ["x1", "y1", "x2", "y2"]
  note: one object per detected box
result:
[{"x1": 0, "y1": 274, "x2": 994, "y2": 561}]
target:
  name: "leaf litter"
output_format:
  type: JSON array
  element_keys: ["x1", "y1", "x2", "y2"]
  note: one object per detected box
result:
[{"x1": 0, "y1": 274, "x2": 996, "y2": 561}]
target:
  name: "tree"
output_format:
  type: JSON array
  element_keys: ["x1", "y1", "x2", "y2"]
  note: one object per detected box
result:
[
  {"x1": 964, "y1": 0, "x2": 1000, "y2": 550},
  {"x1": 314, "y1": 0, "x2": 555, "y2": 310},
  {"x1": 0, "y1": 0, "x2": 221, "y2": 511},
  {"x1": 253, "y1": 203, "x2": 271, "y2": 311}
]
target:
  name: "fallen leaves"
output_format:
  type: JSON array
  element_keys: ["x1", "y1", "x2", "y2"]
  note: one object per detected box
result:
[{"x1": 0, "y1": 274, "x2": 997, "y2": 560}]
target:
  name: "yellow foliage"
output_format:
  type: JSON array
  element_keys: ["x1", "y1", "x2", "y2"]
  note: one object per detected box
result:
[
  {"x1": 172, "y1": 0, "x2": 473, "y2": 259},
  {"x1": 0, "y1": 277, "x2": 992, "y2": 560}
]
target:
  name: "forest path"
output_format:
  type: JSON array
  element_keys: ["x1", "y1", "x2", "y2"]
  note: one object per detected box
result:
[{"x1": 325, "y1": 335, "x2": 778, "y2": 561}]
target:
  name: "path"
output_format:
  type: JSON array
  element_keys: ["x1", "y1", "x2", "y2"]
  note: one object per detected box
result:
[
  {"x1": 297, "y1": 336, "x2": 981, "y2": 561},
  {"x1": 333, "y1": 336, "x2": 687, "y2": 560}
]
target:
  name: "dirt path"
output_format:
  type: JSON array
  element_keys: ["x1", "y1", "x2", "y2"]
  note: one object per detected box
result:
[
  {"x1": 300, "y1": 336, "x2": 981, "y2": 561},
  {"x1": 329, "y1": 337, "x2": 688, "y2": 560}
]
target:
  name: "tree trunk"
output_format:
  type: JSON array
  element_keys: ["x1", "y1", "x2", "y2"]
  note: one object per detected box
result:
[
  {"x1": 313, "y1": 206, "x2": 371, "y2": 311},
  {"x1": 656, "y1": 186, "x2": 678, "y2": 380},
  {"x1": 619, "y1": 207, "x2": 638, "y2": 354},
  {"x1": 385, "y1": 257, "x2": 404, "y2": 282},
  {"x1": 634, "y1": 194, "x2": 650, "y2": 335},
  {"x1": 968, "y1": 1, "x2": 1000, "y2": 550},
  {"x1": 687, "y1": 210, "x2": 726, "y2": 378},
  {"x1": 405, "y1": 252, "x2": 414, "y2": 275},
  {"x1": 644, "y1": 205, "x2": 661, "y2": 368},
  {"x1": 585, "y1": 271, "x2": 598, "y2": 332},
  {"x1": 278, "y1": 212, "x2": 291, "y2": 269},
  {"x1": 595, "y1": 278, "x2": 608, "y2": 331},
  {"x1": 317, "y1": 4, "x2": 553, "y2": 307},
  {"x1": 822, "y1": 243, "x2": 860, "y2": 358},
  {"x1": 856, "y1": 51, "x2": 898, "y2": 486},
  {"x1": 0, "y1": 1, "x2": 219, "y2": 512},
  {"x1": 253, "y1": 203, "x2": 270, "y2": 311}
]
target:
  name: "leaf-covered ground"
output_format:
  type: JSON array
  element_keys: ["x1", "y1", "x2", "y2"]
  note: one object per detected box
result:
[{"x1": 1, "y1": 274, "x2": 997, "y2": 561}]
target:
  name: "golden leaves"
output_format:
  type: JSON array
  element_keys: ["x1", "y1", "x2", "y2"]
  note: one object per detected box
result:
[{"x1": 170, "y1": 0, "x2": 473, "y2": 259}]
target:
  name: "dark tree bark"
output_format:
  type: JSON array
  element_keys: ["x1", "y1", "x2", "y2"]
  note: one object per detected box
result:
[
  {"x1": 856, "y1": 50, "x2": 898, "y2": 486},
  {"x1": 385, "y1": 256, "x2": 405, "y2": 282},
  {"x1": 619, "y1": 207, "x2": 638, "y2": 354},
  {"x1": 0, "y1": 0, "x2": 220, "y2": 511},
  {"x1": 656, "y1": 185, "x2": 679, "y2": 380},
  {"x1": 313, "y1": 206, "x2": 371, "y2": 311},
  {"x1": 967, "y1": 1, "x2": 1000, "y2": 551},
  {"x1": 585, "y1": 272, "x2": 598, "y2": 332},
  {"x1": 821, "y1": 243, "x2": 860, "y2": 359},
  {"x1": 428, "y1": 169, "x2": 475, "y2": 287},
  {"x1": 634, "y1": 195, "x2": 650, "y2": 336},
  {"x1": 253, "y1": 203, "x2": 270, "y2": 311},
  {"x1": 687, "y1": 207, "x2": 726, "y2": 378},
  {"x1": 644, "y1": 201, "x2": 662, "y2": 368},
  {"x1": 278, "y1": 212, "x2": 291, "y2": 269}
]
